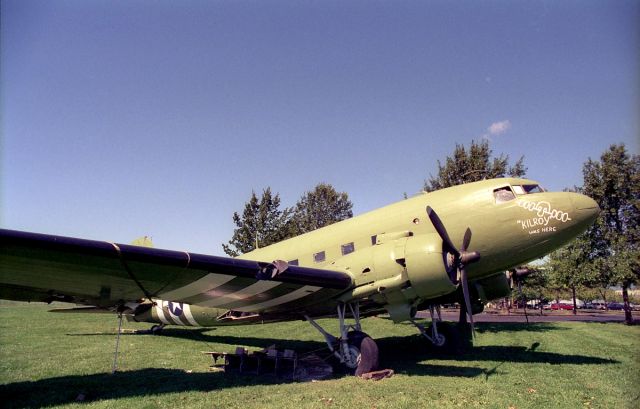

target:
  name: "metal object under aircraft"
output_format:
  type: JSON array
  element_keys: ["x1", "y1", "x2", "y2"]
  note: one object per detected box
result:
[{"x1": 0, "y1": 178, "x2": 599, "y2": 375}]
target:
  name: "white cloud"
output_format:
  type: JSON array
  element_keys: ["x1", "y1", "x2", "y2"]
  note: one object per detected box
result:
[{"x1": 487, "y1": 120, "x2": 511, "y2": 136}]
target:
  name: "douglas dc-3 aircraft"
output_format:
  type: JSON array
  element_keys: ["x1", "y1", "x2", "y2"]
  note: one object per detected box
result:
[{"x1": 0, "y1": 178, "x2": 599, "y2": 375}]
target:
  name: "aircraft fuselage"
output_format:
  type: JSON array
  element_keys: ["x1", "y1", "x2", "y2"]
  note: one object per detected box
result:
[{"x1": 139, "y1": 178, "x2": 598, "y2": 326}]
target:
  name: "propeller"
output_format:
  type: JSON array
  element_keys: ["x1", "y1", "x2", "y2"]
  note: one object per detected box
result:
[{"x1": 427, "y1": 206, "x2": 481, "y2": 339}]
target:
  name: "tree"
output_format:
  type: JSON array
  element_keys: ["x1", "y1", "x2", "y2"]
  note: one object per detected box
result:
[
  {"x1": 545, "y1": 235, "x2": 598, "y2": 314},
  {"x1": 514, "y1": 265, "x2": 550, "y2": 315},
  {"x1": 290, "y1": 183, "x2": 353, "y2": 235},
  {"x1": 581, "y1": 144, "x2": 639, "y2": 324},
  {"x1": 424, "y1": 140, "x2": 526, "y2": 192},
  {"x1": 222, "y1": 188, "x2": 292, "y2": 257}
]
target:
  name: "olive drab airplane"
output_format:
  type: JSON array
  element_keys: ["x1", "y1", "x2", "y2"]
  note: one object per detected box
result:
[{"x1": 0, "y1": 178, "x2": 599, "y2": 375}]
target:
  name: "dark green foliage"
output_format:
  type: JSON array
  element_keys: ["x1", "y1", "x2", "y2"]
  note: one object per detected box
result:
[
  {"x1": 545, "y1": 235, "x2": 597, "y2": 311},
  {"x1": 290, "y1": 183, "x2": 353, "y2": 236},
  {"x1": 580, "y1": 144, "x2": 639, "y2": 323},
  {"x1": 582, "y1": 144, "x2": 639, "y2": 246},
  {"x1": 514, "y1": 266, "x2": 549, "y2": 305},
  {"x1": 222, "y1": 188, "x2": 292, "y2": 256},
  {"x1": 424, "y1": 140, "x2": 526, "y2": 192},
  {"x1": 223, "y1": 183, "x2": 353, "y2": 256}
]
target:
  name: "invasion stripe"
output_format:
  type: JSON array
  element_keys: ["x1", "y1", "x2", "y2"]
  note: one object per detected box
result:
[
  {"x1": 261, "y1": 287, "x2": 341, "y2": 313},
  {"x1": 179, "y1": 276, "x2": 257, "y2": 305},
  {"x1": 154, "y1": 303, "x2": 171, "y2": 325},
  {"x1": 198, "y1": 281, "x2": 281, "y2": 307},
  {"x1": 182, "y1": 304, "x2": 199, "y2": 326},
  {"x1": 215, "y1": 283, "x2": 303, "y2": 310},
  {"x1": 163, "y1": 301, "x2": 186, "y2": 326},
  {"x1": 158, "y1": 273, "x2": 235, "y2": 301},
  {"x1": 235, "y1": 285, "x2": 321, "y2": 312}
]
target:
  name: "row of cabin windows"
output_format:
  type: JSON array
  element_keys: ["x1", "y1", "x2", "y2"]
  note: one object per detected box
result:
[
  {"x1": 289, "y1": 239, "x2": 362, "y2": 265},
  {"x1": 292, "y1": 185, "x2": 546, "y2": 265}
]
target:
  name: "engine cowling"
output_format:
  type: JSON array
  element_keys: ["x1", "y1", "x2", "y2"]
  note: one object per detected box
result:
[
  {"x1": 404, "y1": 233, "x2": 457, "y2": 299},
  {"x1": 334, "y1": 233, "x2": 458, "y2": 322}
]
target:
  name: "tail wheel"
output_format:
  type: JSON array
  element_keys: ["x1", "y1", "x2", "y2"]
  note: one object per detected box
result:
[
  {"x1": 346, "y1": 331, "x2": 379, "y2": 376},
  {"x1": 150, "y1": 324, "x2": 165, "y2": 335}
]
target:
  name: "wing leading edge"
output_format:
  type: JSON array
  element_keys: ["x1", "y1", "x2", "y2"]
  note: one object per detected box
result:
[{"x1": 0, "y1": 229, "x2": 353, "y2": 312}]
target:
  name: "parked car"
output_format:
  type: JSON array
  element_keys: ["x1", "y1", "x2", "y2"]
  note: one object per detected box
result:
[
  {"x1": 607, "y1": 302, "x2": 624, "y2": 310},
  {"x1": 550, "y1": 303, "x2": 574, "y2": 310}
]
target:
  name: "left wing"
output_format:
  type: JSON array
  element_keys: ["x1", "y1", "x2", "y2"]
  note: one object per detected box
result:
[{"x1": 0, "y1": 229, "x2": 353, "y2": 313}]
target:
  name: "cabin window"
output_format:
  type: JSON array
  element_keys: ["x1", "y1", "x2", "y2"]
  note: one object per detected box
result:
[
  {"x1": 289, "y1": 259, "x2": 299, "y2": 266},
  {"x1": 493, "y1": 187, "x2": 516, "y2": 204},
  {"x1": 341, "y1": 242, "x2": 355, "y2": 255},
  {"x1": 313, "y1": 251, "x2": 326, "y2": 263}
]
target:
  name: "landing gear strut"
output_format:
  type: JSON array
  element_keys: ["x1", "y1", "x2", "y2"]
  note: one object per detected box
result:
[
  {"x1": 411, "y1": 305, "x2": 447, "y2": 347},
  {"x1": 305, "y1": 302, "x2": 378, "y2": 376}
]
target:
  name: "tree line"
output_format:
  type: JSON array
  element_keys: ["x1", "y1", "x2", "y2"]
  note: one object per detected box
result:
[
  {"x1": 222, "y1": 183, "x2": 353, "y2": 257},
  {"x1": 224, "y1": 140, "x2": 639, "y2": 323},
  {"x1": 541, "y1": 144, "x2": 639, "y2": 323}
]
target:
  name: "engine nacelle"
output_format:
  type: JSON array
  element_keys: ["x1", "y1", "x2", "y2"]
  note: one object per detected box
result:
[
  {"x1": 404, "y1": 234, "x2": 457, "y2": 299},
  {"x1": 335, "y1": 233, "x2": 458, "y2": 322},
  {"x1": 474, "y1": 272, "x2": 511, "y2": 302}
]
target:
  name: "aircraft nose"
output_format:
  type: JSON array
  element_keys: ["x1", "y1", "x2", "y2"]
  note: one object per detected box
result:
[{"x1": 570, "y1": 193, "x2": 600, "y2": 224}]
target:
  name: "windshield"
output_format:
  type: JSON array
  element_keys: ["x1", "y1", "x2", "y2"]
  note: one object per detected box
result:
[{"x1": 512, "y1": 184, "x2": 545, "y2": 195}]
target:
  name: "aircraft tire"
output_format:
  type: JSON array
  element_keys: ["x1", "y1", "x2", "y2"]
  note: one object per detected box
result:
[
  {"x1": 150, "y1": 324, "x2": 164, "y2": 335},
  {"x1": 427, "y1": 322, "x2": 453, "y2": 351},
  {"x1": 347, "y1": 331, "x2": 379, "y2": 376},
  {"x1": 428, "y1": 322, "x2": 472, "y2": 353}
]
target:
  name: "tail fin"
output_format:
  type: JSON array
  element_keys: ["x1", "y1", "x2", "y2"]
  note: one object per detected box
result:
[{"x1": 131, "y1": 236, "x2": 154, "y2": 248}]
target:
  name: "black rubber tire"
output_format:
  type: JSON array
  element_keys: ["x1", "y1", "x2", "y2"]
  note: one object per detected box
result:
[
  {"x1": 347, "y1": 331, "x2": 379, "y2": 376},
  {"x1": 426, "y1": 324, "x2": 448, "y2": 349},
  {"x1": 150, "y1": 324, "x2": 164, "y2": 335},
  {"x1": 428, "y1": 321, "x2": 472, "y2": 353}
]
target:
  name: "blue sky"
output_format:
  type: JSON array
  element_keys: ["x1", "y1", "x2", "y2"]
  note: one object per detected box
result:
[{"x1": 2, "y1": 0, "x2": 638, "y2": 255}]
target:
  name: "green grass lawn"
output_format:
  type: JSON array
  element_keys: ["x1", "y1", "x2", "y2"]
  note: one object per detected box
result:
[{"x1": 1, "y1": 302, "x2": 638, "y2": 409}]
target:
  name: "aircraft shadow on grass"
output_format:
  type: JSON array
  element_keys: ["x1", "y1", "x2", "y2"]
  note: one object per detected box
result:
[
  {"x1": 393, "y1": 319, "x2": 570, "y2": 334},
  {"x1": 0, "y1": 368, "x2": 280, "y2": 409},
  {"x1": 4, "y1": 325, "x2": 618, "y2": 409}
]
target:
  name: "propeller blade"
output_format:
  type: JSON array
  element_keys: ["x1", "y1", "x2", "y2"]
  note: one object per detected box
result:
[
  {"x1": 461, "y1": 228, "x2": 472, "y2": 252},
  {"x1": 426, "y1": 206, "x2": 459, "y2": 256},
  {"x1": 460, "y1": 251, "x2": 480, "y2": 265},
  {"x1": 460, "y1": 267, "x2": 476, "y2": 340},
  {"x1": 514, "y1": 267, "x2": 532, "y2": 278}
]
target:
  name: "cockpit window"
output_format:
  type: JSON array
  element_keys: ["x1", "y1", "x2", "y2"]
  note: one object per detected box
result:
[
  {"x1": 512, "y1": 184, "x2": 545, "y2": 195},
  {"x1": 494, "y1": 187, "x2": 516, "y2": 203}
]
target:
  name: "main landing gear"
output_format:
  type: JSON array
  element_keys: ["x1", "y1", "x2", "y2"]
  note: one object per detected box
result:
[
  {"x1": 411, "y1": 305, "x2": 448, "y2": 347},
  {"x1": 305, "y1": 302, "x2": 379, "y2": 376},
  {"x1": 412, "y1": 304, "x2": 474, "y2": 352}
]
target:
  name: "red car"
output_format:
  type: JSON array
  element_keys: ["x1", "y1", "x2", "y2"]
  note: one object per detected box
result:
[{"x1": 550, "y1": 303, "x2": 574, "y2": 310}]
